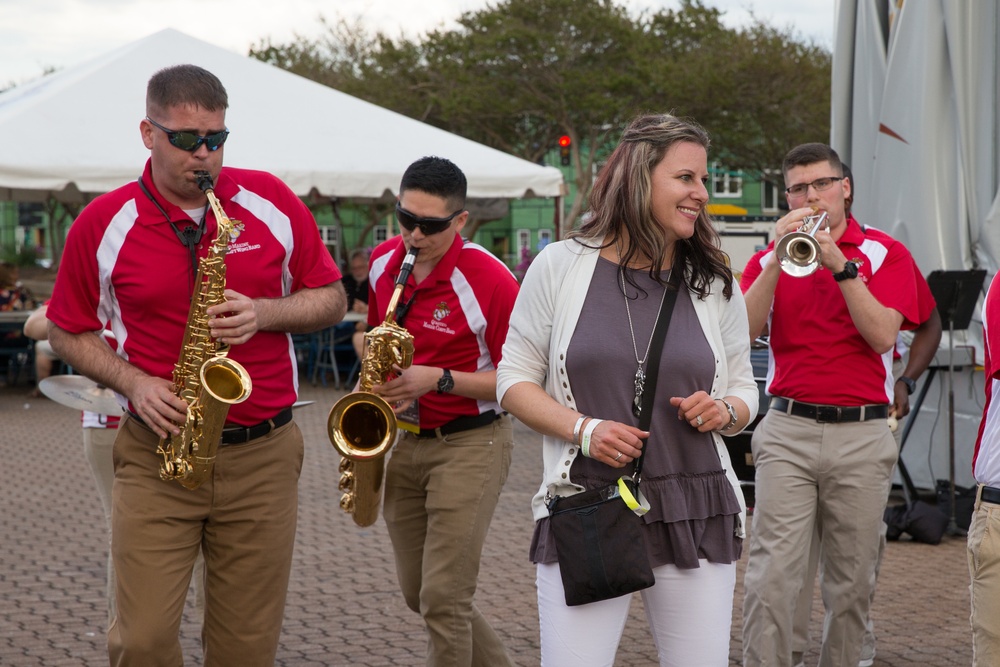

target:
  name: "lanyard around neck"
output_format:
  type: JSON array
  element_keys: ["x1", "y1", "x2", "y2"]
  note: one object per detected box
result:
[{"x1": 137, "y1": 177, "x2": 208, "y2": 285}]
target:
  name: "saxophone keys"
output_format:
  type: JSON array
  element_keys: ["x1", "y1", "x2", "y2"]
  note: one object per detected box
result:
[
  {"x1": 339, "y1": 493, "x2": 355, "y2": 512},
  {"x1": 338, "y1": 471, "x2": 355, "y2": 493}
]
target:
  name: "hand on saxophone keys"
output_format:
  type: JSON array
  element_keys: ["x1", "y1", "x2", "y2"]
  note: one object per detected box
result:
[{"x1": 205, "y1": 288, "x2": 258, "y2": 345}]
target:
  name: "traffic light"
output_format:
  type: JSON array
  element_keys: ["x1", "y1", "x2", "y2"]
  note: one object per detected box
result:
[{"x1": 558, "y1": 135, "x2": 571, "y2": 166}]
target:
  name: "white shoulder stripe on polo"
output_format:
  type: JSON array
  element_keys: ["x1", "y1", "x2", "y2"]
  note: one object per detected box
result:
[
  {"x1": 859, "y1": 237, "x2": 889, "y2": 274},
  {"x1": 232, "y1": 186, "x2": 294, "y2": 295},
  {"x1": 97, "y1": 198, "x2": 139, "y2": 356}
]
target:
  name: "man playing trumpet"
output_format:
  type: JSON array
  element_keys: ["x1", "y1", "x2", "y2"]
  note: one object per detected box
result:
[{"x1": 739, "y1": 143, "x2": 919, "y2": 667}]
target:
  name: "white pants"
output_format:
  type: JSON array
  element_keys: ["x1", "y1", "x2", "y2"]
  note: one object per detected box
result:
[{"x1": 537, "y1": 559, "x2": 736, "y2": 667}]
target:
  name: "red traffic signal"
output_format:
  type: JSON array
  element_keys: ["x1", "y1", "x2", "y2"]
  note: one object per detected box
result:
[{"x1": 558, "y1": 135, "x2": 572, "y2": 166}]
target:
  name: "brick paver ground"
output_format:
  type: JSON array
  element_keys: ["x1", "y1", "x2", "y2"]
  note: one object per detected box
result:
[{"x1": 0, "y1": 380, "x2": 973, "y2": 666}]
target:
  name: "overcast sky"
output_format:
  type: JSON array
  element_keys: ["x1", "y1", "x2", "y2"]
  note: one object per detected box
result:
[{"x1": 0, "y1": 0, "x2": 834, "y2": 88}]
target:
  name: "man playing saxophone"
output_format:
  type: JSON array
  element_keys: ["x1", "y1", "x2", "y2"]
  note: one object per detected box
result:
[
  {"x1": 367, "y1": 156, "x2": 519, "y2": 666},
  {"x1": 47, "y1": 64, "x2": 346, "y2": 666}
]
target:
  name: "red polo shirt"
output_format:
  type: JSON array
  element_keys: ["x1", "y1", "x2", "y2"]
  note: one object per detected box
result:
[
  {"x1": 48, "y1": 160, "x2": 340, "y2": 424},
  {"x1": 974, "y1": 272, "x2": 1000, "y2": 484},
  {"x1": 368, "y1": 235, "x2": 519, "y2": 429},
  {"x1": 741, "y1": 216, "x2": 919, "y2": 405}
]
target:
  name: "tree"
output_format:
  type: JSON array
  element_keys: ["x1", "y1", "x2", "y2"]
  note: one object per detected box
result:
[
  {"x1": 250, "y1": 0, "x2": 832, "y2": 234},
  {"x1": 418, "y1": 0, "x2": 652, "y2": 233}
]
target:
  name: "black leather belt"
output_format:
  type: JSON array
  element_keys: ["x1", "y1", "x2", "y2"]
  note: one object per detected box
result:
[
  {"x1": 981, "y1": 486, "x2": 1000, "y2": 505},
  {"x1": 127, "y1": 406, "x2": 293, "y2": 445},
  {"x1": 221, "y1": 407, "x2": 293, "y2": 445},
  {"x1": 416, "y1": 410, "x2": 502, "y2": 438},
  {"x1": 769, "y1": 397, "x2": 888, "y2": 423}
]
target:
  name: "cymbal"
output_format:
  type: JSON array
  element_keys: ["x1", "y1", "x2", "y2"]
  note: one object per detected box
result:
[{"x1": 38, "y1": 376, "x2": 122, "y2": 415}]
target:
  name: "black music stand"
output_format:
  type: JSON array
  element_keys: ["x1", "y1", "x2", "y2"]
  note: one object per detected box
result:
[{"x1": 926, "y1": 269, "x2": 986, "y2": 536}]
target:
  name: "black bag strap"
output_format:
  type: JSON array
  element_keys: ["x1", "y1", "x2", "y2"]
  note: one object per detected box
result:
[{"x1": 631, "y1": 272, "x2": 680, "y2": 483}]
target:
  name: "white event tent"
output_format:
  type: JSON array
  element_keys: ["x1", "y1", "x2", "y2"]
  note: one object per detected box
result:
[{"x1": 0, "y1": 28, "x2": 564, "y2": 204}]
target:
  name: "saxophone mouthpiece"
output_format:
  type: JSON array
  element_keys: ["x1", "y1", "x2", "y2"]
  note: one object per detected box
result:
[{"x1": 194, "y1": 170, "x2": 214, "y2": 192}]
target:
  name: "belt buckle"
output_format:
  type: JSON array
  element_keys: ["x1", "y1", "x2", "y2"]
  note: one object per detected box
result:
[{"x1": 815, "y1": 405, "x2": 841, "y2": 423}]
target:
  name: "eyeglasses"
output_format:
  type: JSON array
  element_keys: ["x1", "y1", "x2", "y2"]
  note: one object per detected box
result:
[
  {"x1": 394, "y1": 202, "x2": 464, "y2": 236},
  {"x1": 145, "y1": 116, "x2": 229, "y2": 152},
  {"x1": 785, "y1": 176, "x2": 844, "y2": 198}
]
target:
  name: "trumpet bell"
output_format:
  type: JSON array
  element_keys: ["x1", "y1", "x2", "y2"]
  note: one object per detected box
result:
[{"x1": 775, "y1": 232, "x2": 820, "y2": 277}]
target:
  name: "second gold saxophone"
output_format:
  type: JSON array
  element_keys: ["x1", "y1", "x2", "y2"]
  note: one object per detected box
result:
[
  {"x1": 328, "y1": 247, "x2": 418, "y2": 526},
  {"x1": 157, "y1": 170, "x2": 252, "y2": 490}
]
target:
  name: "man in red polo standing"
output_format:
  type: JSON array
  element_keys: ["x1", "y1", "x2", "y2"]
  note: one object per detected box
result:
[
  {"x1": 740, "y1": 143, "x2": 919, "y2": 667},
  {"x1": 367, "y1": 156, "x2": 518, "y2": 666}
]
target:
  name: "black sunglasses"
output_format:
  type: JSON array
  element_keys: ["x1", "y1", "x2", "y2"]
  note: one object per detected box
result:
[
  {"x1": 146, "y1": 116, "x2": 229, "y2": 152},
  {"x1": 394, "y1": 202, "x2": 464, "y2": 235}
]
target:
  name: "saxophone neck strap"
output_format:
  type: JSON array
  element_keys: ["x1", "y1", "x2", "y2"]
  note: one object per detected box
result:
[{"x1": 137, "y1": 176, "x2": 208, "y2": 284}]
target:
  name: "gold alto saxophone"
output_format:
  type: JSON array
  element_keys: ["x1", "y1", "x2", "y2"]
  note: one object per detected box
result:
[
  {"x1": 327, "y1": 247, "x2": 418, "y2": 526},
  {"x1": 157, "y1": 170, "x2": 253, "y2": 490}
]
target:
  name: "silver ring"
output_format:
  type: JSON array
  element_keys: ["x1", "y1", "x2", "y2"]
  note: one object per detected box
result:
[
  {"x1": 614, "y1": 451, "x2": 623, "y2": 461},
  {"x1": 696, "y1": 415, "x2": 704, "y2": 426}
]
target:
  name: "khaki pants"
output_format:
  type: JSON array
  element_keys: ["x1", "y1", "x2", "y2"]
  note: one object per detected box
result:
[
  {"x1": 108, "y1": 415, "x2": 303, "y2": 667},
  {"x1": 383, "y1": 416, "x2": 514, "y2": 667},
  {"x1": 742, "y1": 409, "x2": 897, "y2": 667},
  {"x1": 792, "y1": 359, "x2": 906, "y2": 663},
  {"x1": 968, "y1": 485, "x2": 1000, "y2": 666}
]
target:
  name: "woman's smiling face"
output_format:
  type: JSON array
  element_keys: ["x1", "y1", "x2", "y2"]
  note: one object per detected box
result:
[{"x1": 649, "y1": 140, "x2": 709, "y2": 245}]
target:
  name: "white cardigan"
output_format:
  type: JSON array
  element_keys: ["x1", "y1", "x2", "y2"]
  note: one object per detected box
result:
[{"x1": 497, "y1": 238, "x2": 759, "y2": 534}]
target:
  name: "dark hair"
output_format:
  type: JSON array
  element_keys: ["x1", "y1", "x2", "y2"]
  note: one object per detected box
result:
[
  {"x1": 399, "y1": 156, "x2": 467, "y2": 210},
  {"x1": 146, "y1": 65, "x2": 228, "y2": 117},
  {"x1": 782, "y1": 143, "x2": 843, "y2": 180},
  {"x1": 573, "y1": 113, "x2": 733, "y2": 300}
]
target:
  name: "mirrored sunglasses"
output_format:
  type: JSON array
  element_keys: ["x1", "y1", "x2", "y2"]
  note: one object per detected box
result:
[
  {"x1": 394, "y1": 202, "x2": 463, "y2": 236},
  {"x1": 146, "y1": 116, "x2": 229, "y2": 152}
]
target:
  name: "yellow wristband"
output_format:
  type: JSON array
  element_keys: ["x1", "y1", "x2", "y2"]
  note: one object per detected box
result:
[{"x1": 617, "y1": 477, "x2": 650, "y2": 516}]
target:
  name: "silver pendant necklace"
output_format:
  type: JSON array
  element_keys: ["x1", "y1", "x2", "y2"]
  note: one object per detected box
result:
[{"x1": 621, "y1": 268, "x2": 668, "y2": 418}]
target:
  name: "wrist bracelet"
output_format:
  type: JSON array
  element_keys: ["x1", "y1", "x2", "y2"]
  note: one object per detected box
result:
[
  {"x1": 572, "y1": 416, "x2": 588, "y2": 445},
  {"x1": 581, "y1": 419, "x2": 604, "y2": 458}
]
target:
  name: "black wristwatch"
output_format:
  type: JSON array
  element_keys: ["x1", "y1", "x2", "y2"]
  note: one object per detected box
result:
[
  {"x1": 437, "y1": 369, "x2": 454, "y2": 394},
  {"x1": 897, "y1": 376, "x2": 917, "y2": 395},
  {"x1": 833, "y1": 260, "x2": 859, "y2": 282}
]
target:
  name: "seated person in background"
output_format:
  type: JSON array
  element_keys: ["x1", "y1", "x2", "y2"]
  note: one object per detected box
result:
[
  {"x1": 343, "y1": 248, "x2": 370, "y2": 359},
  {"x1": 28, "y1": 300, "x2": 60, "y2": 398},
  {"x1": 0, "y1": 261, "x2": 36, "y2": 313}
]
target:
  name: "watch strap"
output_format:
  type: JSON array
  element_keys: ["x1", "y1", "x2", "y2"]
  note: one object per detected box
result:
[
  {"x1": 437, "y1": 368, "x2": 454, "y2": 394},
  {"x1": 833, "y1": 261, "x2": 858, "y2": 282}
]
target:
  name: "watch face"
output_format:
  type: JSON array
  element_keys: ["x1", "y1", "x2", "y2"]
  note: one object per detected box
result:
[{"x1": 438, "y1": 371, "x2": 454, "y2": 393}]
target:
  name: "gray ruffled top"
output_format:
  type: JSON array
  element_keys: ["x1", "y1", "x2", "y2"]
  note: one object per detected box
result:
[{"x1": 529, "y1": 258, "x2": 743, "y2": 569}]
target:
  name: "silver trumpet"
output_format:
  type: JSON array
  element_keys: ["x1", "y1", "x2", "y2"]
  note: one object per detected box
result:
[{"x1": 775, "y1": 210, "x2": 828, "y2": 277}]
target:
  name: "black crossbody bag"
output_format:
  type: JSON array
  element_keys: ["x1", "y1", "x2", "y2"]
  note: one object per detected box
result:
[{"x1": 546, "y1": 284, "x2": 678, "y2": 606}]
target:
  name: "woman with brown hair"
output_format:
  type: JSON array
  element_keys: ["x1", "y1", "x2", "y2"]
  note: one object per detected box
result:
[{"x1": 497, "y1": 113, "x2": 757, "y2": 666}]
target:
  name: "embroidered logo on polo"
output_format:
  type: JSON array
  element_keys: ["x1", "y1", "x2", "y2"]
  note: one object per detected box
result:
[
  {"x1": 227, "y1": 224, "x2": 261, "y2": 254},
  {"x1": 229, "y1": 221, "x2": 245, "y2": 241},
  {"x1": 851, "y1": 257, "x2": 869, "y2": 284},
  {"x1": 423, "y1": 301, "x2": 456, "y2": 335}
]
